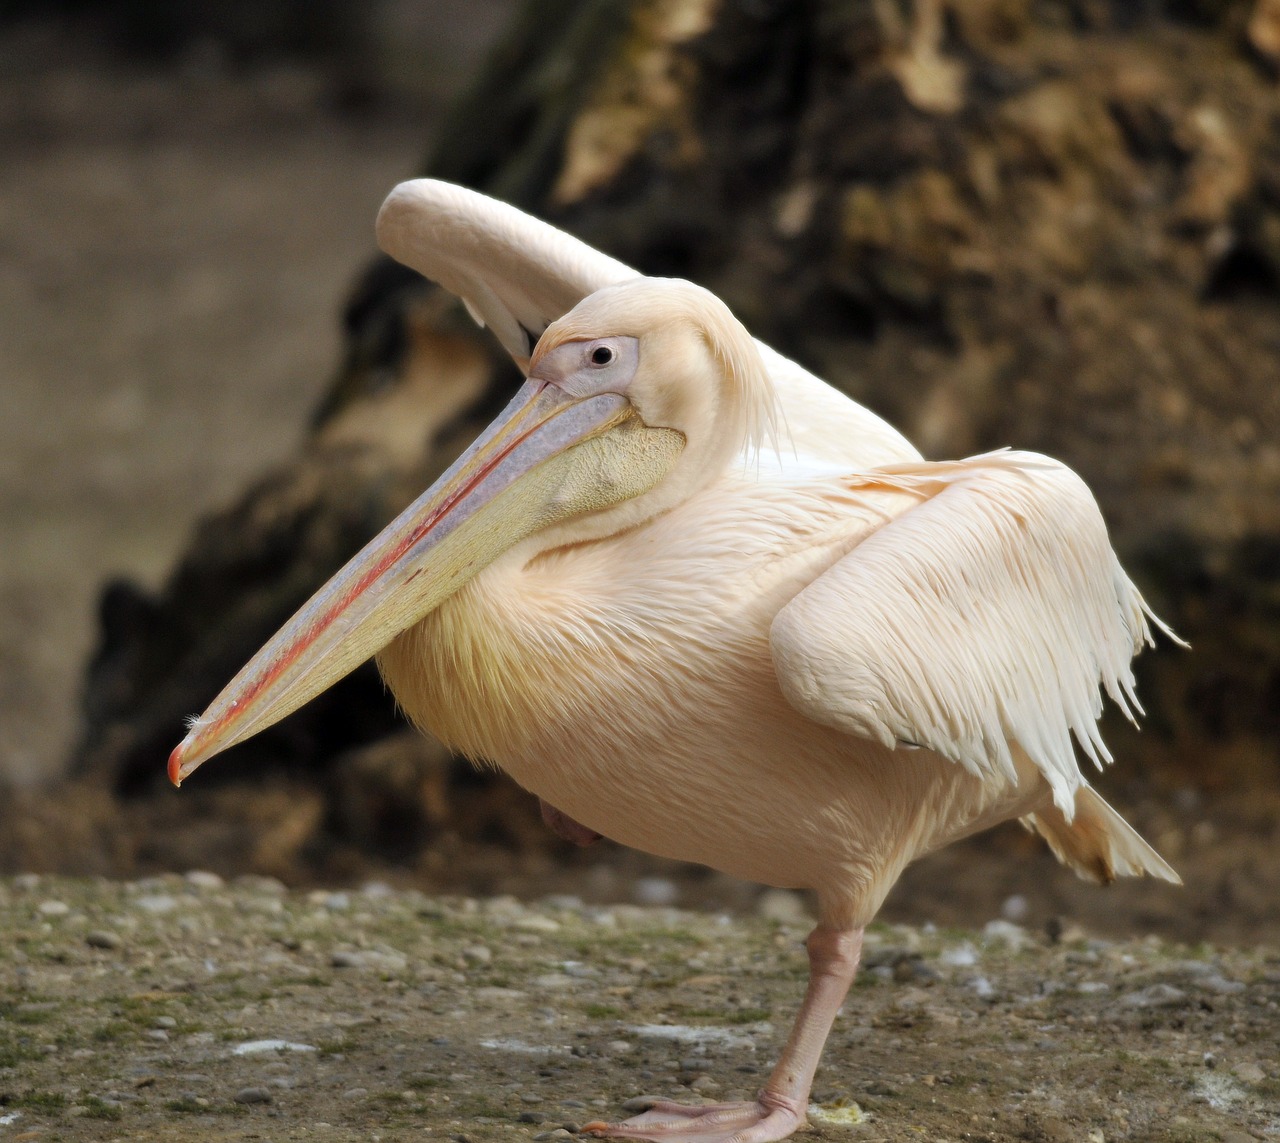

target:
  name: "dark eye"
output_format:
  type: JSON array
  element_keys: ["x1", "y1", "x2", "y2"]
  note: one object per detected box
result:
[{"x1": 590, "y1": 344, "x2": 615, "y2": 366}]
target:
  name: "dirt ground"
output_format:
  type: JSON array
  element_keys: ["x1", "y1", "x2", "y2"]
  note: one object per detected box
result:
[{"x1": 0, "y1": 874, "x2": 1276, "y2": 1143}]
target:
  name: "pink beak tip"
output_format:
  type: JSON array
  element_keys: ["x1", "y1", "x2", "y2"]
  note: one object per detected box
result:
[{"x1": 167, "y1": 743, "x2": 186, "y2": 787}]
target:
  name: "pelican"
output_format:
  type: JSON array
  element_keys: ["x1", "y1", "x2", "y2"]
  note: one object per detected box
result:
[{"x1": 169, "y1": 179, "x2": 1180, "y2": 1143}]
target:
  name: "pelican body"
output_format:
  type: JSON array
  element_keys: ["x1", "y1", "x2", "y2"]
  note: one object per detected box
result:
[{"x1": 169, "y1": 180, "x2": 1179, "y2": 1143}]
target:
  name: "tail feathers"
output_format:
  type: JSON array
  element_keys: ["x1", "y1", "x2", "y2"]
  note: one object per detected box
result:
[{"x1": 1023, "y1": 786, "x2": 1181, "y2": 886}]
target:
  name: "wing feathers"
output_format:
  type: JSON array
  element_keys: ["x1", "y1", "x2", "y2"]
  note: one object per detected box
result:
[
  {"x1": 376, "y1": 180, "x2": 638, "y2": 366},
  {"x1": 771, "y1": 451, "x2": 1169, "y2": 817}
]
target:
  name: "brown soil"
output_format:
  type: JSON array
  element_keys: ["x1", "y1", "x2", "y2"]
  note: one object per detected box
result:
[{"x1": 0, "y1": 874, "x2": 1275, "y2": 1143}]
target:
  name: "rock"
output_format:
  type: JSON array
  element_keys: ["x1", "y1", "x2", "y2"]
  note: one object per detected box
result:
[
  {"x1": 1000, "y1": 895, "x2": 1029, "y2": 922},
  {"x1": 755, "y1": 889, "x2": 811, "y2": 925},
  {"x1": 85, "y1": 930, "x2": 123, "y2": 950},
  {"x1": 621, "y1": 1096, "x2": 661, "y2": 1113},
  {"x1": 184, "y1": 870, "x2": 225, "y2": 890},
  {"x1": 234, "y1": 1086, "x2": 273, "y2": 1104},
  {"x1": 632, "y1": 878, "x2": 679, "y2": 907},
  {"x1": 134, "y1": 894, "x2": 178, "y2": 913},
  {"x1": 1121, "y1": 984, "x2": 1187, "y2": 1009},
  {"x1": 330, "y1": 950, "x2": 365, "y2": 968},
  {"x1": 38, "y1": 900, "x2": 70, "y2": 917}
]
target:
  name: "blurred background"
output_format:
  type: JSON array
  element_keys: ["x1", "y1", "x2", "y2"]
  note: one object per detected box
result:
[{"x1": 1, "y1": 0, "x2": 1277, "y2": 943}]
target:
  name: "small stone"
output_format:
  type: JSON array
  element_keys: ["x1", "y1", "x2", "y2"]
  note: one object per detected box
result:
[
  {"x1": 514, "y1": 915, "x2": 562, "y2": 933},
  {"x1": 982, "y1": 919, "x2": 1029, "y2": 950},
  {"x1": 331, "y1": 950, "x2": 365, "y2": 968},
  {"x1": 341, "y1": 1087, "x2": 369, "y2": 1099},
  {"x1": 689, "y1": 1075, "x2": 720, "y2": 1092},
  {"x1": 462, "y1": 945, "x2": 492, "y2": 965},
  {"x1": 86, "y1": 930, "x2": 124, "y2": 950},
  {"x1": 1232, "y1": 1061, "x2": 1266, "y2": 1083},
  {"x1": 1000, "y1": 894, "x2": 1029, "y2": 922},
  {"x1": 154, "y1": 1016, "x2": 177, "y2": 1029},
  {"x1": 234, "y1": 1086, "x2": 272, "y2": 1104},
  {"x1": 144, "y1": 1029, "x2": 169, "y2": 1042},
  {"x1": 621, "y1": 1096, "x2": 661, "y2": 1113},
  {"x1": 755, "y1": 889, "x2": 811, "y2": 925},
  {"x1": 38, "y1": 900, "x2": 71, "y2": 917},
  {"x1": 532, "y1": 1130, "x2": 574, "y2": 1140},
  {"x1": 518, "y1": 1111, "x2": 544, "y2": 1123},
  {"x1": 184, "y1": 870, "x2": 224, "y2": 890},
  {"x1": 608, "y1": 1040, "x2": 634, "y2": 1054},
  {"x1": 520, "y1": 1091, "x2": 545, "y2": 1104},
  {"x1": 939, "y1": 943, "x2": 978, "y2": 968},
  {"x1": 135, "y1": 894, "x2": 178, "y2": 914},
  {"x1": 1122, "y1": 984, "x2": 1187, "y2": 1009},
  {"x1": 632, "y1": 878, "x2": 679, "y2": 907},
  {"x1": 1201, "y1": 975, "x2": 1245, "y2": 995}
]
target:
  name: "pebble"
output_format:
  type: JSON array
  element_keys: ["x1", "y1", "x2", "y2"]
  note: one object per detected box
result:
[
  {"x1": 184, "y1": 870, "x2": 224, "y2": 890},
  {"x1": 621, "y1": 1096, "x2": 661, "y2": 1113},
  {"x1": 755, "y1": 889, "x2": 811, "y2": 925},
  {"x1": 462, "y1": 945, "x2": 493, "y2": 966},
  {"x1": 532, "y1": 1131, "x2": 574, "y2": 1140},
  {"x1": 85, "y1": 930, "x2": 123, "y2": 950},
  {"x1": 38, "y1": 900, "x2": 70, "y2": 917},
  {"x1": 982, "y1": 919, "x2": 1029, "y2": 950},
  {"x1": 134, "y1": 894, "x2": 178, "y2": 914},
  {"x1": 1000, "y1": 894, "x2": 1029, "y2": 922},
  {"x1": 1121, "y1": 984, "x2": 1187, "y2": 1009},
  {"x1": 520, "y1": 1091, "x2": 545, "y2": 1104},
  {"x1": 342, "y1": 1087, "x2": 369, "y2": 1099},
  {"x1": 633, "y1": 878, "x2": 679, "y2": 907},
  {"x1": 939, "y1": 943, "x2": 978, "y2": 968},
  {"x1": 234, "y1": 1086, "x2": 273, "y2": 1104},
  {"x1": 607, "y1": 1040, "x2": 634, "y2": 1054},
  {"x1": 331, "y1": 950, "x2": 366, "y2": 969},
  {"x1": 144, "y1": 1030, "x2": 169, "y2": 1043},
  {"x1": 154, "y1": 1016, "x2": 177, "y2": 1029},
  {"x1": 1200, "y1": 974, "x2": 1245, "y2": 995},
  {"x1": 514, "y1": 915, "x2": 562, "y2": 933}
]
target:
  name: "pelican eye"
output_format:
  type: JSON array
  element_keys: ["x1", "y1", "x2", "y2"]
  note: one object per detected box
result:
[{"x1": 590, "y1": 345, "x2": 615, "y2": 366}]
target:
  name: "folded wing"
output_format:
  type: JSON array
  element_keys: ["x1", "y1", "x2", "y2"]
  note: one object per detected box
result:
[
  {"x1": 376, "y1": 179, "x2": 919, "y2": 469},
  {"x1": 770, "y1": 451, "x2": 1174, "y2": 816}
]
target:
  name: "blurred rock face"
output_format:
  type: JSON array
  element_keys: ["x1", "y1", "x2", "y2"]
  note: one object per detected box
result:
[{"x1": 64, "y1": 0, "x2": 1280, "y2": 880}]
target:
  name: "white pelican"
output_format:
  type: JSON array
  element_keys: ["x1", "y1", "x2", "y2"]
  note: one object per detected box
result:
[{"x1": 169, "y1": 179, "x2": 1179, "y2": 1143}]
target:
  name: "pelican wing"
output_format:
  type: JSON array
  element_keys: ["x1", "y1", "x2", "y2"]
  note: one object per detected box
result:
[
  {"x1": 377, "y1": 180, "x2": 638, "y2": 366},
  {"x1": 376, "y1": 179, "x2": 920, "y2": 468},
  {"x1": 770, "y1": 451, "x2": 1170, "y2": 815}
]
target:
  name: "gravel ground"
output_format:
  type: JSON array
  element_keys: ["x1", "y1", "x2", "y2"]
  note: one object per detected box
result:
[{"x1": 0, "y1": 875, "x2": 1276, "y2": 1143}]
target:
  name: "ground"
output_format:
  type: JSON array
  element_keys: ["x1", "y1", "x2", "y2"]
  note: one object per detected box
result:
[{"x1": 0, "y1": 874, "x2": 1276, "y2": 1143}]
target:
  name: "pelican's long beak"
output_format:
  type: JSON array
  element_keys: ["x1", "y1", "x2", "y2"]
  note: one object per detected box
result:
[{"x1": 168, "y1": 379, "x2": 669, "y2": 785}]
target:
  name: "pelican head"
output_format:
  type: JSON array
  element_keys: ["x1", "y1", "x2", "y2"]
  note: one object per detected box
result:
[{"x1": 168, "y1": 277, "x2": 776, "y2": 783}]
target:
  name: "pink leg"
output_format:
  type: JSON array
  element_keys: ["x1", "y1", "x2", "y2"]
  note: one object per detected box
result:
[{"x1": 583, "y1": 925, "x2": 864, "y2": 1143}]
